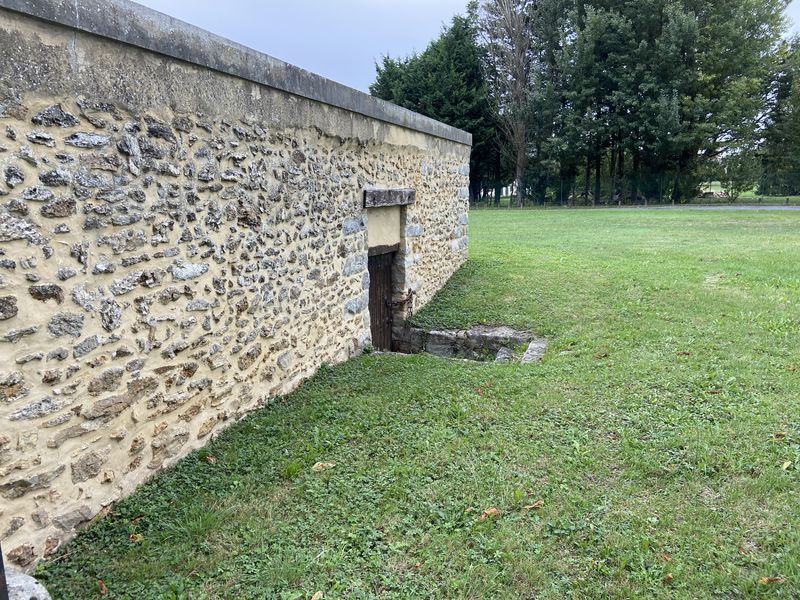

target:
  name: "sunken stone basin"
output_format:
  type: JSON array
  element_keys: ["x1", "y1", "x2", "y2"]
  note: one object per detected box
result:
[{"x1": 393, "y1": 325, "x2": 547, "y2": 364}]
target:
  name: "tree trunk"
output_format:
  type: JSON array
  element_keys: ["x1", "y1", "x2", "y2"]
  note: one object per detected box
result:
[
  {"x1": 469, "y1": 175, "x2": 480, "y2": 205},
  {"x1": 609, "y1": 140, "x2": 617, "y2": 204},
  {"x1": 594, "y1": 148, "x2": 601, "y2": 207},
  {"x1": 672, "y1": 151, "x2": 692, "y2": 203},
  {"x1": 593, "y1": 108, "x2": 602, "y2": 206},
  {"x1": 631, "y1": 147, "x2": 640, "y2": 205},
  {"x1": 536, "y1": 142, "x2": 549, "y2": 205},
  {"x1": 515, "y1": 150, "x2": 526, "y2": 209},
  {"x1": 617, "y1": 141, "x2": 625, "y2": 203},
  {"x1": 671, "y1": 170, "x2": 682, "y2": 203},
  {"x1": 584, "y1": 151, "x2": 591, "y2": 205},
  {"x1": 493, "y1": 151, "x2": 503, "y2": 208}
]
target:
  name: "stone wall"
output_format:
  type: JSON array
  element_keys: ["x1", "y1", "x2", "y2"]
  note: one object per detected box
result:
[{"x1": 0, "y1": 1, "x2": 470, "y2": 568}]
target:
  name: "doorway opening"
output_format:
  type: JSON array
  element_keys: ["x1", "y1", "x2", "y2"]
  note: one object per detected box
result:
[
  {"x1": 368, "y1": 248, "x2": 396, "y2": 351},
  {"x1": 363, "y1": 189, "x2": 415, "y2": 352}
]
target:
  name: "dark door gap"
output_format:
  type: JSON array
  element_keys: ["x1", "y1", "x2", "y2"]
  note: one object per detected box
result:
[{"x1": 368, "y1": 251, "x2": 395, "y2": 351}]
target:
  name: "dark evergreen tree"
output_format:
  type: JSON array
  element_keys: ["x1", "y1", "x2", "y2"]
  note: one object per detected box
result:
[
  {"x1": 372, "y1": 0, "x2": 791, "y2": 205},
  {"x1": 370, "y1": 3, "x2": 504, "y2": 203},
  {"x1": 760, "y1": 39, "x2": 800, "y2": 196}
]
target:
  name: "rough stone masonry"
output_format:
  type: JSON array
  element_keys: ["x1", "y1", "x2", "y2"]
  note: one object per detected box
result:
[{"x1": 0, "y1": 0, "x2": 470, "y2": 568}]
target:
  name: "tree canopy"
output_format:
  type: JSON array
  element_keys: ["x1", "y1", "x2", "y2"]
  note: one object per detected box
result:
[
  {"x1": 760, "y1": 38, "x2": 800, "y2": 196},
  {"x1": 370, "y1": 4, "x2": 502, "y2": 202},
  {"x1": 372, "y1": 0, "x2": 793, "y2": 205}
]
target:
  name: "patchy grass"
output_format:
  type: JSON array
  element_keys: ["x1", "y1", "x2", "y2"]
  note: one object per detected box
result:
[{"x1": 39, "y1": 210, "x2": 800, "y2": 598}]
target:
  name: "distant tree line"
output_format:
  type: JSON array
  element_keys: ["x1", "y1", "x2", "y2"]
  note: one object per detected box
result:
[
  {"x1": 371, "y1": 0, "x2": 797, "y2": 206},
  {"x1": 760, "y1": 37, "x2": 800, "y2": 197}
]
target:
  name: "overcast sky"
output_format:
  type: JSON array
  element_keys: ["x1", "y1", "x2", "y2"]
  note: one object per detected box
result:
[
  {"x1": 136, "y1": 0, "x2": 466, "y2": 93},
  {"x1": 137, "y1": 0, "x2": 800, "y2": 94},
  {"x1": 789, "y1": 0, "x2": 800, "y2": 34}
]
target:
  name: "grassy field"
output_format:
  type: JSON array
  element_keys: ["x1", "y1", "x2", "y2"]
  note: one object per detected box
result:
[{"x1": 39, "y1": 210, "x2": 800, "y2": 599}]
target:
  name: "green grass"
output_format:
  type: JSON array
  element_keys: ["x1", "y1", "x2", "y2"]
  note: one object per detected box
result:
[{"x1": 39, "y1": 210, "x2": 800, "y2": 599}]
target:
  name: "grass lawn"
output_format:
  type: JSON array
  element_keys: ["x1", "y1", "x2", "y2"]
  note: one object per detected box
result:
[
  {"x1": 701, "y1": 182, "x2": 800, "y2": 205},
  {"x1": 39, "y1": 210, "x2": 800, "y2": 599}
]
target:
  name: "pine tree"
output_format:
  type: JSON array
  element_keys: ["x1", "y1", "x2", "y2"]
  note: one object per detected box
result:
[
  {"x1": 760, "y1": 39, "x2": 800, "y2": 195},
  {"x1": 370, "y1": 3, "x2": 503, "y2": 203}
]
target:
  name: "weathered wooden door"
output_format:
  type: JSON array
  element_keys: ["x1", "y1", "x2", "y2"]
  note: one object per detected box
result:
[{"x1": 368, "y1": 252, "x2": 394, "y2": 350}]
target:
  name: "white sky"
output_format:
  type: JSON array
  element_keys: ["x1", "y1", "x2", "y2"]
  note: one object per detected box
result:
[
  {"x1": 135, "y1": 0, "x2": 466, "y2": 93},
  {"x1": 135, "y1": 0, "x2": 800, "y2": 93},
  {"x1": 789, "y1": 0, "x2": 800, "y2": 33}
]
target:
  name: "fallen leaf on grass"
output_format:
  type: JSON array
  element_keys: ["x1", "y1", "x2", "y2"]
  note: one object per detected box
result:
[
  {"x1": 707, "y1": 389, "x2": 722, "y2": 395},
  {"x1": 676, "y1": 351, "x2": 691, "y2": 357},
  {"x1": 738, "y1": 547, "x2": 757, "y2": 561},
  {"x1": 311, "y1": 461, "x2": 336, "y2": 473},
  {"x1": 661, "y1": 553, "x2": 672, "y2": 562},
  {"x1": 782, "y1": 461, "x2": 793, "y2": 471},
  {"x1": 475, "y1": 381, "x2": 493, "y2": 396},
  {"x1": 594, "y1": 352, "x2": 609, "y2": 359},
  {"x1": 524, "y1": 500, "x2": 545, "y2": 511},
  {"x1": 464, "y1": 506, "x2": 476, "y2": 514},
  {"x1": 774, "y1": 432, "x2": 787, "y2": 440},
  {"x1": 204, "y1": 455, "x2": 218, "y2": 464},
  {"x1": 311, "y1": 592, "x2": 324, "y2": 600},
  {"x1": 98, "y1": 580, "x2": 109, "y2": 595},
  {"x1": 129, "y1": 533, "x2": 144, "y2": 543},
  {"x1": 480, "y1": 507, "x2": 502, "y2": 521},
  {"x1": 662, "y1": 573, "x2": 674, "y2": 585},
  {"x1": 759, "y1": 576, "x2": 786, "y2": 585}
]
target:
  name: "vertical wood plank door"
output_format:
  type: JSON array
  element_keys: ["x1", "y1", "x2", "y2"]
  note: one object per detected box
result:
[{"x1": 368, "y1": 252, "x2": 394, "y2": 350}]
